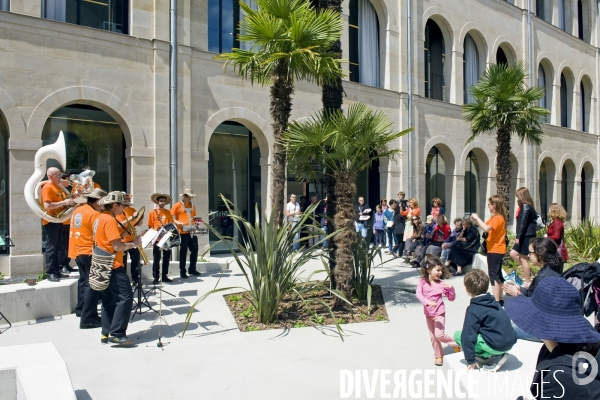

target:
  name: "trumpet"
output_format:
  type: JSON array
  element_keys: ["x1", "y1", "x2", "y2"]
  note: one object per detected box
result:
[
  {"x1": 56, "y1": 170, "x2": 96, "y2": 219},
  {"x1": 123, "y1": 211, "x2": 149, "y2": 266}
]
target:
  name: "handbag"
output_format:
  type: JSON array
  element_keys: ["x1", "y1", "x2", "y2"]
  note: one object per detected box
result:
[
  {"x1": 558, "y1": 239, "x2": 569, "y2": 262},
  {"x1": 89, "y1": 246, "x2": 115, "y2": 291},
  {"x1": 480, "y1": 232, "x2": 508, "y2": 255}
]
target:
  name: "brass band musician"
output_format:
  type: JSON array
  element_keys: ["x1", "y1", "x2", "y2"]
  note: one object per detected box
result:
[{"x1": 171, "y1": 189, "x2": 201, "y2": 279}]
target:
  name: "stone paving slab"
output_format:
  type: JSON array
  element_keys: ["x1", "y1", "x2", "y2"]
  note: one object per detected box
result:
[{"x1": 0, "y1": 253, "x2": 539, "y2": 400}]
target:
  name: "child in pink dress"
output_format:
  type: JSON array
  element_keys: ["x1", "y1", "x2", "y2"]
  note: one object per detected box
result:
[{"x1": 415, "y1": 256, "x2": 460, "y2": 366}]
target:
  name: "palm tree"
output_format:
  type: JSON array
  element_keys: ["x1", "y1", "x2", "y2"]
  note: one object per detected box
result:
[
  {"x1": 282, "y1": 103, "x2": 411, "y2": 303},
  {"x1": 463, "y1": 61, "x2": 549, "y2": 211},
  {"x1": 315, "y1": 0, "x2": 344, "y2": 287},
  {"x1": 218, "y1": 0, "x2": 344, "y2": 226}
]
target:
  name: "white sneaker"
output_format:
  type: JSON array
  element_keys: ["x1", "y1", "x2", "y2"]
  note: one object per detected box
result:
[{"x1": 482, "y1": 353, "x2": 510, "y2": 372}]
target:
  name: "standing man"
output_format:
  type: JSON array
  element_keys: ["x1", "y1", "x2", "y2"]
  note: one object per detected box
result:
[
  {"x1": 171, "y1": 189, "x2": 201, "y2": 279},
  {"x1": 286, "y1": 194, "x2": 302, "y2": 251},
  {"x1": 42, "y1": 167, "x2": 75, "y2": 282},
  {"x1": 69, "y1": 188, "x2": 107, "y2": 328},
  {"x1": 95, "y1": 191, "x2": 141, "y2": 346},
  {"x1": 147, "y1": 193, "x2": 174, "y2": 284},
  {"x1": 118, "y1": 193, "x2": 143, "y2": 285},
  {"x1": 354, "y1": 196, "x2": 371, "y2": 238}
]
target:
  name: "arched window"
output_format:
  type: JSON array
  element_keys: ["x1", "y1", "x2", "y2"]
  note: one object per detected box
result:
[
  {"x1": 349, "y1": 0, "x2": 380, "y2": 87},
  {"x1": 426, "y1": 146, "x2": 445, "y2": 208},
  {"x1": 539, "y1": 161, "x2": 547, "y2": 222},
  {"x1": 496, "y1": 47, "x2": 508, "y2": 65},
  {"x1": 580, "y1": 82, "x2": 586, "y2": 132},
  {"x1": 425, "y1": 20, "x2": 445, "y2": 100},
  {"x1": 463, "y1": 34, "x2": 480, "y2": 104},
  {"x1": 560, "y1": 73, "x2": 569, "y2": 128},
  {"x1": 42, "y1": 0, "x2": 129, "y2": 34},
  {"x1": 538, "y1": 64, "x2": 550, "y2": 122},
  {"x1": 208, "y1": 121, "x2": 262, "y2": 251},
  {"x1": 0, "y1": 114, "x2": 8, "y2": 255},
  {"x1": 561, "y1": 164, "x2": 568, "y2": 218},
  {"x1": 464, "y1": 151, "x2": 479, "y2": 215},
  {"x1": 42, "y1": 105, "x2": 126, "y2": 191},
  {"x1": 581, "y1": 168, "x2": 586, "y2": 219},
  {"x1": 558, "y1": 0, "x2": 566, "y2": 30},
  {"x1": 208, "y1": 0, "x2": 258, "y2": 53},
  {"x1": 536, "y1": 0, "x2": 545, "y2": 20}
]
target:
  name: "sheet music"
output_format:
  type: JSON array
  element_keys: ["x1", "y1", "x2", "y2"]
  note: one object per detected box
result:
[{"x1": 142, "y1": 229, "x2": 160, "y2": 248}]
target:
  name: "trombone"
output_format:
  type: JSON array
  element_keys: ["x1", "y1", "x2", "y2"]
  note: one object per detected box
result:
[{"x1": 123, "y1": 207, "x2": 149, "y2": 265}]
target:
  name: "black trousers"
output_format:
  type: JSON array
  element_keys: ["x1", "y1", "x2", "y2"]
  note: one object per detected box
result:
[
  {"x1": 123, "y1": 247, "x2": 140, "y2": 282},
  {"x1": 58, "y1": 224, "x2": 70, "y2": 268},
  {"x1": 43, "y1": 223, "x2": 62, "y2": 275},
  {"x1": 179, "y1": 234, "x2": 198, "y2": 274},
  {"x1": 393, "y1": 233, "x2": 405, "y2": 255},
  {"x1": 75, "y1": 255, "x2": 91, "y2": 313},
  {"x1": 100, "y1": 267, "x2": 133, "y2": 338},
  {"x1": 152, "y1": 245, "x2": 170, "y2": 279}
]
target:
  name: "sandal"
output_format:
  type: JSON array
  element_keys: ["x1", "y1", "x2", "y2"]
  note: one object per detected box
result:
[{"x1": 434, "y1": 358, "x2": 443, "y2": 366}]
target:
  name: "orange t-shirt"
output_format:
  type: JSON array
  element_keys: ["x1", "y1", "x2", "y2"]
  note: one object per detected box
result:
[
  {"x1": 94, "y1": 211, "x2": 124, "y2": 269},
  {"x1": 486, "y1": 214, "x2": 507, "y2": 254},
  {"x1": 68, "y1": 204, "x2": 100, "y2": 258},
  {"x1": 117, "y1": 207, "x2": 137, "y2": 243},
  {"x1": 171, "y1": 201, "x2": 197, "y2": 235},
  {"x1": 41, "y1": 183, "x2": 68, "y2": 225},
  {"x1": 147, "y1": 208, "x2": 174, "y2": 230}
]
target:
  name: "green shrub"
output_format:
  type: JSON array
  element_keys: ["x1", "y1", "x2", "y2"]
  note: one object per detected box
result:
[
  {"x1": 565, "y1": 219, "x2": 600, "y2": 262},
  {"x1": 376, "y1": 315, "x2": 386, "y2": 321},
  {"x1": 351, "y1": 231, "x2": 391, "y2": 312},
  {"x1": 183, "y1": 196, "x2": 349, "y2": 338},
  {"x1": 293, "y1": 321, "x2": 307, "y2": 328},
  {"x1": 246, "y1": 326, "x2": 260, "y2": 332},
  {"x1": 229, "y1": 294, "x2": 243, "y2": 302}
]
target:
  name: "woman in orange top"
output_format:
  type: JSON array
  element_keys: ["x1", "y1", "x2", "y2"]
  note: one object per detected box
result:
[{"x1": 470, "y1": 195, "x2": 508, "y2": 304}]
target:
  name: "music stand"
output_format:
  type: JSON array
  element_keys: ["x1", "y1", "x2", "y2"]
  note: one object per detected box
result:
[
  {"x1": 137, "y1": 272, "x2": 179, "y2": 345},
  {"x1": 0, "y1": 309, "x2": 11, "y2": 334},
  {"x1": 130, "y1": 268, "x2": 157, "y2": 322}
]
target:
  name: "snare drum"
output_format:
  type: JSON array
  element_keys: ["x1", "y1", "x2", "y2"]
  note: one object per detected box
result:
[{"x1": 156, "y1": 223, "x2": 181, "y2": 250}]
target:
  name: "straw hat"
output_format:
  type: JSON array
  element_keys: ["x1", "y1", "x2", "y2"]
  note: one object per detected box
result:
[
  {"x1": 151, "y1": 193, "x2": 172, "y2": 205},
  {"x1": 99, "y1": 191, "x2": 131, "y2": 207},
  {"x1": 505, "y1": 276, "x2": 600, "y2": 343},
  {"x1": 179, "y1": 189, "x2": 197, "y2": 198},
  {"x1": 74, "y1": 188, "x2": 108, "y2": 204}
]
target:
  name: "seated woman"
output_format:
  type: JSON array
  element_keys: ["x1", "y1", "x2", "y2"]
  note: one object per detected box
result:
[
  {"x1": 503, "y1": 237, "x2": 563, "y2": 341},
  {"x1": 447, "y1": 217, "x2": 480, "y2": 276},
  {"x1": 413, "y1": 214, "x2": 450, "y2": 267},
  {"x1": 440, "y1": 218, "x2": 463, "y2": 263},
  {"x1": 505, "y1": 277, "x2": 600, "y2": 399},
  {"x1": 403, "y1": 215, "x2": 424, "y2": 258}
]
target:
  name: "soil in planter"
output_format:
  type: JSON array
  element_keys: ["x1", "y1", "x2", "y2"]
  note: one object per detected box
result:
[{"x1": 224, "y1": 283, "x2": 389, "y2": 332}]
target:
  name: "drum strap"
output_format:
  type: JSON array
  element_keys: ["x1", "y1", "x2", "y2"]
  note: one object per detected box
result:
[{"x1": 155, "y1": 209, "x2": 165, "y2": 228}]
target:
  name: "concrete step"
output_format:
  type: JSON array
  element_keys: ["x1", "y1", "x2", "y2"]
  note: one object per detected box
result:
[{"x1": 0, "y1": 342, "x2": 76, "y2": 400}]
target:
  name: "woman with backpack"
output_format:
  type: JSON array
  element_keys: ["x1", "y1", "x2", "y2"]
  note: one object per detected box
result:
[{"x1": 510, "y1": 187, "x2": 538, "y2": 286}]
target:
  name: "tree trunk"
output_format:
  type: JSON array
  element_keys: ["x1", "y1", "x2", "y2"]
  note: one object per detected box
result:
[
  {"x1": 270, "y1": 60, "x2": 294, "y2": 227},
  {"x1": 332, "y1": 169, "x2": 357, "y2": 306},
  {"x1": 318, "y1": 0, "x2": 344, "y2": 286},
  {"x1": 495, "y1": 124, "x2": 512, "y2": 215}
]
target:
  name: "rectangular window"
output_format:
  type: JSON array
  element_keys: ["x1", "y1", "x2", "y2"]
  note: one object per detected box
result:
[
  {"x1": 348, "y1": 0, "x2": 359, "y2": 83},
  {"x1": 42, "y1": 0, "x2": 129, "y2": 35},
  {"x1": 0, "y1": 0, "x2": 9, "y2": 11}
]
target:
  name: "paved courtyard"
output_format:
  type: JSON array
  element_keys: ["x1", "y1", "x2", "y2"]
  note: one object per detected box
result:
[{"x1": 0, "y1": 253, "x2": 539, "y2": 400}]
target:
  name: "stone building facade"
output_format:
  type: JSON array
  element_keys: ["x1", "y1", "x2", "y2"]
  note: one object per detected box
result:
[{"x1": 0, "y1": 0, "x2": 598, "y2": 276}]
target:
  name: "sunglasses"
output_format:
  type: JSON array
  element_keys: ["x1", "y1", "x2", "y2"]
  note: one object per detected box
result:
[{"x1": 412, "y1": 217, "x2": 419, "y2": 221}]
